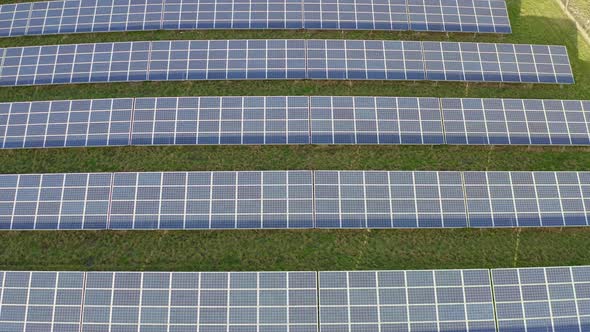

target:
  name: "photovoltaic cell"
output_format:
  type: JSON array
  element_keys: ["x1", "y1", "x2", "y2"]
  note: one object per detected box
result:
[
  {"x1": 131, "y1": 97, "x2": 310, "y2": 145},
  {"x1": 82, "y1": 271, "x2": 318, "y2": 332},
  {"x1": 0, "y1": 40, "x2": 573, "y2": 86},
  {"x1": 492, "y1": 266, "x2": 590, "y2": 332},
  {"x1": 463, "y1": 172, "x2": 590, "y2": 228},
  {"x1": 108, "y1": 171, "x2": 314, "y2": 230},
  {"x1": 0, "y1": 271, "x2": 85, "y2": 332},
  {"x1": 0, "y1": 99, "x2": 133, "y2": 149},
  {"x1": 313, "y1": 171, "x2": 468, "y2": 228},
  {"x1": 0, "y1": 0, "x2": 510, "y2": 37},
  {"x1": 310, "y1": 96, "x2": 444, "y2": 144},
  {"x1": 0, "y1": 173, "x2": 112, "y2": 230},
  {"x1": 318, "y1": 270, "x2": 496, "y2": 332},
  {"x1": 442, "y1": 98, "x2": 590, "y2": 145}
]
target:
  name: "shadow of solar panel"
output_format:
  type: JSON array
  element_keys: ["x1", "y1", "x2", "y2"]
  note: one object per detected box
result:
[
  {"x1": 319, "y1": 269, "x2": 497, "y2": 332},
  {"x1": 0, "y1": 0, "x2": 510, "y2": 37},
  {"x1": 0, "y1": 40, "x2": 573, "y2": 86},
  {"x1": 313, "y1": 171, "x2": 468, "y2": 229},
  {"x1": 492, "y1": 266, "x2": 590, "y2": 332}
]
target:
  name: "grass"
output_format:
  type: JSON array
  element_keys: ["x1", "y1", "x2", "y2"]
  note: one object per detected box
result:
[
  {"x1": 1, "y1": 0, "x2": 590, "y2": 272},
  {"x1": 1, "y1": 229, "x2": 590, "y2": 271}
]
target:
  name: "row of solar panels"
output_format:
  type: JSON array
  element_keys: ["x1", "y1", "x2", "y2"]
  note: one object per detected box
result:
[
  {"x1": 1, "y1": 170, "x2": 590, "y2": 230},
  {"x1": 0, "y1": 0, "x2": 512, "y2": 38},
  {"x1": 2, "y1": 96, "x2": 590, "y2": 148},
  {"x1": 0, "y1": 266, "x2": 588, "y2": 332},
  {"x1": 0, "y1": 39, "x2": 574, "y2": 86}
]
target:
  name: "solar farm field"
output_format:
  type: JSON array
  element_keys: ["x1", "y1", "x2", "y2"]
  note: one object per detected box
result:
[{"x1": 1, "y1": 0, "x2": 590, "y2": 275}]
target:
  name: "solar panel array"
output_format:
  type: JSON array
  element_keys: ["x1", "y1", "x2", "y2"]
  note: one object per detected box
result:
[
  {"x1": 0, "y1": 40, "x2": 574, "y2": 86},
  {"x1": 5, "y1": 267, "x2": 588, "y2": 331},
  {"x1": 319, "y1": 270, "x2": 496, "y2": 332},
  {"x1": 108, "y1": 171, "x2": 314, "y2": 230},
  {"x1": 0, "y1": 271, "x2": 319, "y2": 332},
  {"x1": 0, "y1": 0, "x2": 511, "y2": 38},
  {"x1": 443, "y1": 99, "x2": 590, "y2": 145},
  {"x1": 0, "y1": 271, "x2": 85, "y2": 332},
  {"x1": 1, "y1": 171, "x2": 589, "y2": 230},
  {"x1": 2, "y1": 96, "x2": 589, "y2": 149},
  {"x1": 492, "y1": 266, "x2": 590, "y2": 332},
  {"x1": 314, "y1": 171, "x2": 468, "y2": 228}
]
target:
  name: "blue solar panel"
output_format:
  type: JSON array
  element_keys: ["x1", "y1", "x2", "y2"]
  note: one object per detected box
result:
[
  {"x1": 442, "y1": 99, "x2": 590, "y2": 145},
  {"x1": 0, "y1": 99, "x2": 132, "y2": 149},
  {"x1": 0, "y1": 0, "x2": 510, "y2": 37},
  {"x1": 319, "y1": 269, "x2": 496, "y2": 332},
  {"x1": 131, "y1": 96, "x2": 309, "y2": 145},
  {"x1": 2, "y1": 171, "x2": 589, "y2": 231},
  {"x1": 0, "y1": 271, "x2": 317, "y2": 332},
  {"x1": 163, "y1": 0, "x2": 305, "y2": 29},
  {"x1": 0, "y1": 40, "x2": 573, "y2": 86},
  {"x1": 310, "y1": 96, "x2": 444, "y2": 144},
  {"x1": 0, "y1": 173, "x2": 112, "y2": 230},
  {"x1": 81, "y1": 271, "x2": 318, "y2": 332},
  {"x1": 108, "y1": 171, "x2": 314, "y2": 230},
  {"x1": 303, "y1": 0, "x2": 410, "y2": 30},
  {"x1": 464, "y1": 172, "x2": 590, "y2": 228},
  {"x1": 314, "y1": 171, "x2": 468, "y2": 228},
  {"x1": 0, "y1": 271, "x2": 85, "y2": 332},
  {"x1": 2, "y1": 96, "x2": 590, "y2": 149},
  {"x1": 407, "y1": 0, "x2": 511, "y2": 33},
  {"x1": 423, "y1": 42, "x2": 574, "y2": 84},
  {"x1": 492, "y1": 266, "x2": 590, "y2": 332}
]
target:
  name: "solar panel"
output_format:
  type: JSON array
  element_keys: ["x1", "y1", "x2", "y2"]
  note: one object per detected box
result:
[
  {"x1": 131, "y1": 96, "x2": 310, "y2": 145},
  {"x1": 407, "y1": 0, "x2": 511, "y2": 33},
  {"x1": 310, "y1": 96, "x2": 444, "y2": 144},
  {"x1": 303, "y1": 0, "x2": 410, "y2": 30},
  {"x1": 0, "y1": 40, "x2": 573, "y2": 86},
  {"x1": 464, "y1": 172, "x2": 590, "y2": 227},
  {"x1": 82, "y1": 271, "x2": 318, "y2": 332},
  {"x1": 313, "y1": 171, "x2": 468, "y2": 228},
  {"x1": 0, "y1": 173, "x2": 112, "y2": 230},
  {"x1": 0, "y1": 99, "x2": 132, "y2": 149},
  {"x1": 318, "y1": 270, "x2": 496, "y2": 332},
  {"x1": 164, "y1": 0, "x2": 305, "y2": 29},
  {"x1": 492, "y1": 266, "x2": 590, "y2": 331},
  {"x1": 442, "y1": 99, "x2": 590, "y2": 145},
  {"x1": 0, "y1": 271, "x2": 85, "y2": 332},
  {"x1": 108, "y1": 171, "x2": 314, "y2": 230},
  {"x1": 422, "y1": 42, "x2": 574, "y2": 83},
  {"x1": 0, "y1": 0, "x2": 510, "y2": 37}
]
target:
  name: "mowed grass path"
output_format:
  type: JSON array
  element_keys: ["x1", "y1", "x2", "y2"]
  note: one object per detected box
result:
[{"x1": 1, "y1": 0, "x2": 590, "y2": 271}]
